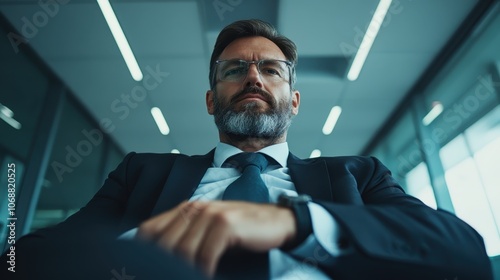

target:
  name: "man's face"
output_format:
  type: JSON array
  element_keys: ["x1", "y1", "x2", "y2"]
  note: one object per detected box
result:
[{"x1": 206, "y1": 36, "x2": 300, "y2": 140}]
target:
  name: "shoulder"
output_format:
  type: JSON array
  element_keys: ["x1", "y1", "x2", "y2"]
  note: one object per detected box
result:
[
  {"x1": 110, "y1": 151, "x2": 212, "y2": 189},
  {"x1": 320, "y1": 155, "x2": 384, "y2": 167},
  {"x1": 123, "y1": 151, "x2": 211, "y2": 167},
  {"x1": 289, "y1": 153, "x2": 389, "y2": 177},
  {"x1": 125, "y1": 152, "x2": 185, "y2": 163},
  {"x1": 291, "y1": 153, "x2": 383, "y2": 167}
]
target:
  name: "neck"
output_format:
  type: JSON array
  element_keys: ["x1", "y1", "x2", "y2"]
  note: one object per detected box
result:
[{"x1": 219, "y1": 133, "x2": 286, "y2": 152}]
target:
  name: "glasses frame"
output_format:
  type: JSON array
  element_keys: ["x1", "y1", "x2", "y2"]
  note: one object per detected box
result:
[{"x1": 212, "y1": 59, "x2": 294, "y2": 88}]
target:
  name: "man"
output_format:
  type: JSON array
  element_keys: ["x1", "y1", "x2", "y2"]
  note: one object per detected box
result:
[{"x1": 1, "y1": 19, "x2": 493, "y2": 280}]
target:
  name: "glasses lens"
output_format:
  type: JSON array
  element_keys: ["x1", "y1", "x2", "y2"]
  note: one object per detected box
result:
[
  {"x1": 216, "y1": 60, "x2": 290, "y2": 83},
  {"x1": 218, "y1": 60, "x2": 247, "y2": 81},
  {"x1": 258, "y1": 60, "x2": 289, "y2": 81}
]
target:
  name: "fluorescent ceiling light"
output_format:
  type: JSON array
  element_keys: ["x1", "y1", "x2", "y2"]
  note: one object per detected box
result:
[
  {"x1": 322, "y1": 106, "x2": 342, "y2": 135},
  {"x1": 97, "y1": 0, "x2": 143, "y2": 81},
  {"x1": 310, "y1": 149, "x2": 321, "y2": 158},
  {"x1": 1, "y1": 105, "x2": 13, "y2": 118},
  {"x1": 0, "y1": 103, "x2": 21, "y2": 130},
  {"x1": 151, "y1": 107, "x2": 170, "y2": 135},
  {"x1": 347, "y1": 0, "x2": 392, "y2": 81},
  {"x1": 422, "y1": 102, "x2": 444, "y2": 126},
  {"x1": 0, "y1": 113, "x2": 21, "y2": 130}
]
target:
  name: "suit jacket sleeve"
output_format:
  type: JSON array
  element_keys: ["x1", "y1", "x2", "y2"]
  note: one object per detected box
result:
[
  {"x1": 304, "y1": 156, "x2": 492, "y2": 280},
  {"x1": 0, "y1": 152, "x2": 184, "y2": 279}
]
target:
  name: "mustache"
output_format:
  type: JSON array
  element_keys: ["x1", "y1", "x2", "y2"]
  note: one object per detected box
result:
[{"x1": 229, "y1": 86, "x2": 274, "y2": 106}]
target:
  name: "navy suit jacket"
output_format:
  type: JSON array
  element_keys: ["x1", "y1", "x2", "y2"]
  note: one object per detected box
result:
[{"x1": 2, "y1": 151, "x2": 493, "y2": 279}]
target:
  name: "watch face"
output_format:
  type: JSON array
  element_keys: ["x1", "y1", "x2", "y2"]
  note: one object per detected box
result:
[
  {"x1": 278, "y1": 194, "x2": 312, "y2": 206},
  {"x1": 295, "y1": 194, "x2": 312, "y2": 203}
]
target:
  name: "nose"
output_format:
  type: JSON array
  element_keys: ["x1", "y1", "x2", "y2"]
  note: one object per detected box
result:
[{"x1": 244, "y1": 63, "x2": 264, "y2": 88}]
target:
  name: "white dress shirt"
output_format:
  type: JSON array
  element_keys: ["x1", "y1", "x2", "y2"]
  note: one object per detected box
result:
[{"x1": 120, "y1": 142, "x2": 344, "y2": 279}]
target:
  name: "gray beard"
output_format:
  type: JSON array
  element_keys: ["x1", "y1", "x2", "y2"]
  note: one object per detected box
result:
[{"x1": 213, "y1": 94, "x2": 293, "y2": 140}]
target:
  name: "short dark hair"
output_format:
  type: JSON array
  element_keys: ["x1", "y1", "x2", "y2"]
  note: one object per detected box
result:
[{"x1": 209, "y1": 19, "x2": 297, "y2": 89}]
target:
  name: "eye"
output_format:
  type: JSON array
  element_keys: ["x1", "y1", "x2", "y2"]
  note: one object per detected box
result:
[
  {"x1": 260, "y1": 61, "x2": 285, "y2": 77},
  {"x1": 262, "y1": 68, "x2": 281, "y2": 76},
  {"x1": 222, "y1": 66, "x2": 246, "y2": 78}
]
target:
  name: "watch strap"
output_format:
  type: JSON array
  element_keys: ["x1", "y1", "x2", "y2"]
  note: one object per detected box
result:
[{"x1": 279, "y1": 194, "x2": 313, "y2": 251}]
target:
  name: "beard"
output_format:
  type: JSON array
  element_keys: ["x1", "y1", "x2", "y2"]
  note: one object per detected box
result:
[{"x1": 212, "y1": 86, "x2": 294, "y2": 141}]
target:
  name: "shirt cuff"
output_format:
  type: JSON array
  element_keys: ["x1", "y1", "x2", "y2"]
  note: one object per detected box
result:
[
  {"x1": 288, "y1": 202, "x2": 349, "y2": 265},
  {"x1": 118, "y1": 227, "x2": 138, "y2": 240},
  {"x1": 309, "y1": 202, "x2": 344, "y2": 255}
]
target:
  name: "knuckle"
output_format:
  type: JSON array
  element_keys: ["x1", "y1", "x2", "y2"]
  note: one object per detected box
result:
[
  {"x1": 157, "y1": 235, "x2": 173, "y2": 248},
  {"x1": 197, "y1": 250, "x2": 214, "y2": 266},
  {"x1": 175, "y1": 243, "x2": 191, "y2": 258},
  {"x1": 212, "y1": 210, "x2": 232, "y2": 226},
  {"x1": 137, "y1": 223, "x2": 154, "y2": 238}
]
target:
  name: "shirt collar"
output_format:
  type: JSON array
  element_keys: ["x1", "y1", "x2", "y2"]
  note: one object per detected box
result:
[{"x1": 213, "y1": 142, "x2": 289, "y2": 168}]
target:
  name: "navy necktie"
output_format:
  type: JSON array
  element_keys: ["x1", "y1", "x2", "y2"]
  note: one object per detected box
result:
[
  {"x1": 222, "y1": 152, "x2": 270, "y2": 203},
  {"x1": 217, "y1": 152, "x2": 270, "y2": 280}
]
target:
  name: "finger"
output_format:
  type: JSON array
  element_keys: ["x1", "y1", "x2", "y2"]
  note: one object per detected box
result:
[
  {"x1": 137, "y1": 201, "x2": 190, "y2": 241},
  {"x1": 174, "y1": 203, "x2": 220, "y2": 264},
  {"x1": 156, "y1": 201, "x2": 208, "y2": 251},
  {"x1": 196, "y1": 212, "x2": 234, "y2": 276}
]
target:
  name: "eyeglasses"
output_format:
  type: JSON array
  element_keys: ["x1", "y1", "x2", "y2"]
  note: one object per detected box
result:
[{"x1": 214, "y1": 59, "x2": 293, "y2": 85}]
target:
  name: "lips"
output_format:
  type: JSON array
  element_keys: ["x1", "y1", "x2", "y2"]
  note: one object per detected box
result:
[
  {"x1": 234, "y1": 93, "x2": 269, "y2": 104},
  {"x1": 229, "y1": 86, "x2": 274, "y2": 108}
]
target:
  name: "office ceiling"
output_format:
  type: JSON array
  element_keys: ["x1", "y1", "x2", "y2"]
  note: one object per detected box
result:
[{"x1": 0, "y1": 0, "x2": 480, "y2": 158}]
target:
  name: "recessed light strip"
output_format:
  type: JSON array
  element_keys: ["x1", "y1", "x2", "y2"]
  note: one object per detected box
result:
[
  {"x1": 0, "y1": 114, "x2": 21, "y2": 130},
  {"x1": 310, "y1": 149, "x2": 322, "y2": 158},
  {"x1": 0, "y1": 103, "x2": 21, "y2": 129},
  {"x1": 322, "y1": 106, "x2": 342, "y2": 135},
  {"x1": 422, "y1": 102, "x2": 444, "y2": 126},
  {"x1": 97, "y1": 0, "x2": 143, "y2": 81},
  {"x1": 151, "y1": 107, "x2": 170, "y2": 135},
  {"x1": 347, "y1": 0, "x2": 392, "y2": 81}
]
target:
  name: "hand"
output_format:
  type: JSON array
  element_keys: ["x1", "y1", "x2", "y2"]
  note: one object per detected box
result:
[{"x1": 136, "y1": 200, "x2": 297, "y2": 277}]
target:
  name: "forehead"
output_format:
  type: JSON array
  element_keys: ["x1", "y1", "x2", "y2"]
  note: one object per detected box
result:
[{"x1": 218, "y1": 36, "x2": 286, "y2": 60}]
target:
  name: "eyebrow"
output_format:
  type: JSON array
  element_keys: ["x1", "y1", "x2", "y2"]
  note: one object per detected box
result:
[{"x1": 218, "y1": 57, "x2": 287, "y2": 61}]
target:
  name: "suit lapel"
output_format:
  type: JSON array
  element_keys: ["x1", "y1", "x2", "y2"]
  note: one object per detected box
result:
[
  {"x1": 287, "y1": 153, "x2": 333, "y2": 201},
  {"x1": 150, "y1": 150, "x2": 214, "y2": 216},
  {"x1": 151, "y1": 151, "x2": 334, "y2": 217}
]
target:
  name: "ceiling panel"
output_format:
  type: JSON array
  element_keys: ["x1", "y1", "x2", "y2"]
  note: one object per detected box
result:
[
  {"x1": 371, "y1": 0, "x2": 477, "y2": 52},
  {"x1": 113, "y1": 1, "x2": 205, "y2": 56},
  {"x1": 0, "y1": 0, "x2": 481, "y2": 160},
  {"x1": 279, "y1": 0, "x2": 379, "y2": 56},
  {"x1": 1, "y1": 3, "x2": 120, "y2": 57}
]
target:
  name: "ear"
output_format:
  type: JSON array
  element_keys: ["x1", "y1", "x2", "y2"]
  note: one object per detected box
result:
[
  {"x1": 291, "y1": 90, "x2": 300, "y2": 115},
  {"x1": 206, "y1": 90, "x2": 215, "y2": 115}
]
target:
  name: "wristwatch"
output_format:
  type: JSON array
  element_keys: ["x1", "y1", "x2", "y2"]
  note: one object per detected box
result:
[{"x1": 277, "y1": 194, "x2": 313, "y2": 250}]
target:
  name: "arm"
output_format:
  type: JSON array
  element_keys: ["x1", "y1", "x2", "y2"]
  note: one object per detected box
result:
[
  {"x1": 290, "y1": 157, "x2": 492, "y2": 280},
  {"x1": 1, "y1": 152, "x2": 200, "y2": 279},
  {"x1": 1, "y1": 153, "x2": 136, "y2": 275}
]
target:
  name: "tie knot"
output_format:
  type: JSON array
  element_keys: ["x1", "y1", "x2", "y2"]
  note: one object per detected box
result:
[{"x1": 226, "y1": 152, "x2": 269, "y2": 173}]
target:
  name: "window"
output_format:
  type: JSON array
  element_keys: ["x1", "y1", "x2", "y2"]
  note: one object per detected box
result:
[
  {"x1": 440, "y1": 106, "x2": 500, "y2": 256},
  {"x1": 31, "y1": 97, "x2": 107, "y2": 232},
  {"x1": 0, "y1": 20, "x2": 49, "y2": 250},
  {"x1": 404, "y1": 162, "x2": 437, "y2": 209},
  {"x1": 365, "y1": 3, "x2": 500, "y2": 258}
]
